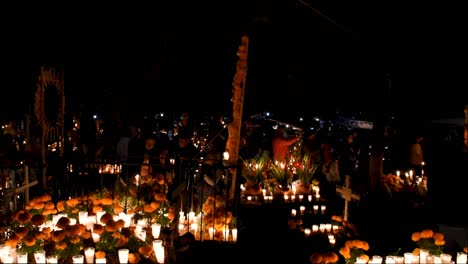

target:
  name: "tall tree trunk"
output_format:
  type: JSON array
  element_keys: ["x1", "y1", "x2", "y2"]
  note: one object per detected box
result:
[{"x1": 225, "y1": 35, "x2": 249, "y2": 203}]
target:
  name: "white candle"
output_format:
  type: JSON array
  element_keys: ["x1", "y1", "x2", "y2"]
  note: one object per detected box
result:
[
  {"x1": 231, "y1": 228, "x2": 238, "y2": 242},
  {"x1": 298, "y1": 194, "x2": 304, "y2": 201},
  {"x1": 291, "y1": 209, "x2": 297, "y2": 217},
  {"x1": 457, "y1": 252, "x2": 467, "y2": 264},
  {"x1": 34, "y1": 250, "x2": 46, "y2": 264},
  {"x1": 440, "y1": 253, "x2": 452, "y2": 264},
  {"x1": 312, "y1": 225, "x2": 319, "y2": 232},
  {"x1": 304, "y1": 228, "x2": 311, "y2": 237},
  {"x1": 95, "y1": 258, "x2": 107, "y2": 264},
  {"x1": 84, "y1": 247, "x2": 95, "y2": 264},
  {"x1": 72, "y1": 254, "x2": 84, "y2": 264},
  {"x1": 17, "y1": 252, "x2": 27, "y2": 264},
  {"x1": 320, "y1": 205, "x2": 326, "y2": 214},
  {"x1": 78, "y1": 211, "x2": 88, "y2": 224},
  {"x1": 92, "y1": 233, "x2": 100, "y2": 243},
  {"x1": 152, "y1": 223, "x2": 161, "y2": 238},
  {"x1": 47, "y1": 254, "x2": 59, "y2": 263},
  {"x1": 313, "y1": 205, "x2": 319, "y2": 214},
  {"x1": 308, "y1": 195, "x2": 312, "y2": 202},
  {"x1": 299, "y1": 206, "x2": 305, "y2": 215},
  {"x1": 118, "y1": 249, "x2": 129, "y2": 264}
]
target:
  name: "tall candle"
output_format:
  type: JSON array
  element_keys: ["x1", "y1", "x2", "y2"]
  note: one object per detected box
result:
[{"x1": 84, "y1": 247, "x2": 95, "y2": 264}]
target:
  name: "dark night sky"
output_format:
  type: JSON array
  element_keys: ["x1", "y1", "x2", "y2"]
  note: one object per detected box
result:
[{"x1": 1, "y1": 1, "x2": 466, "y2": 120}]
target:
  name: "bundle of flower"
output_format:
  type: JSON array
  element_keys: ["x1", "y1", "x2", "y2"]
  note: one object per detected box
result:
[
  {"x1": 309, "y1": 252, "x2": 339, "y2": 264},
  {"x1": 338, "y1": 239, "x2": 370, "y2": 264},
  {"x1": 201, "y1": 195, "x2": 234, "y2": 240},
  {"x1": 411, "y1": 229, "x2": 445, "y2": 256}
]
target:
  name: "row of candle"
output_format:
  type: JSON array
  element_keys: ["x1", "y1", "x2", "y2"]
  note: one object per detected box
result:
[
  {"x1": 291, "y1": 204, "x2": 327, "y2": 216},
  {"x1": 245, "y1": 193, "x2": 321, "y2": 203},
  {"x1": 177, "y1": 211, "x2": 238, "y2": 242},
  {"x1": 354, "y1": 251, "x2": 466, "y2": 264}
]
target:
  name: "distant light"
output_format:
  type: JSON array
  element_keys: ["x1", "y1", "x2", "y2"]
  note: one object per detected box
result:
[
  {"x1": 299, "y1": 117, "x2": 303, "y2": 122},
  {"x1": 93, "y1": 114, "x2": 98, "y2": 119}
]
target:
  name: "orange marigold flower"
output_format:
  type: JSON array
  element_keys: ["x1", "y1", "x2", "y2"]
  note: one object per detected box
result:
[
  {"x1": 100, "y1": 213, "x2": 114, "y2": 225},
  {"x1": 144, "y1": 204, "x2": 156, "y2": 213},
  {"x1": 5, "y1": 237, "x2": 19, "y2": 248},
  {"x1": 15, "y1": 226, "x2": 30, "y2": 238},
  {"x1": 434, "y1": 239, "x2": 445, "y2": 246},
  {"x1": 361, "y1": 241, "x2": 370, "y2": 251},
  {"x1": 309, "y1": 253, "x2": 323, "y2": 263},
  {"x1": 101, "y1": 198, "x2": 113, "y2": 205},
  {"x1": 81, "y1": 231, "x2": 91, "y2": 239},
  {"x1": 56, "y1": 201, "x2": 65, "y2": 212},
  {"x1": 92, "y1": 206, "x2": 103, "y2": 214},
  {"x1": 154, "y1": 193, "x2": 166, "y2": 201},
  {"x1": 17, "y1": 211, "x2": 32, "y2": 224},
  {"x1": 55, "y1": 241, "x2": 67, "y2": 250},
  {"x1": 116, "y1": 219, "x2": 126, "y2": 229},
  {"x1": 420, "y1": 229, "x2": 433, "y2": 238},
  {"x1": 24, "y1": 235, "x2": 37, "y2": 247},
  {"x1": 128, "y1": 253, "x2": 141, "y2": 264},
  {"x1": 411, "y1": 232, "x2": 421, "y2": 241},
  {"x1": 43, "y1": 208, "x2": 58, "y2": 216},
  {"x1": 70, "y1": 236, "x2": 81, "y2": 244},
  {"x1": 323, "y1": 252, "x2": 339, "y2": 263},
  {"x1": 413, "y1": 248, "x2": 420, "y2": 255},
  {"x1": 339, "y1": 246, "x2": 350, "y2": 257},
  {"x1": 39, "y1": 194, "x2": 52, "y2": 202},
  {"x1": 359, "y1": 254, "x2": 369, "y2": 262},
  {"x1": 433, "y1": 232, "x2": 444, "y2": 241},
  {"x1": 66, "y1": 198, "x2": 80, "y2": 207},
  {"x1": 105, "y1": 221, "x2": 119, "y2": 232},
  {"x1": 95, "y1": 251, "x2": 106, "y2": 259},
  {"x1": 114, "y1": 205, "x2": 124, "y2": 215},
  {"x1": 138, "y1": 245, "x2": 153, "y2": 256},
  {"x1": 45, "y1": 202, "x2": 55, "y2": 210},
  {"x1": 56, "y1": 217, "x2": 71, "y2": 229},
  {"x1": 31, "y1": 214, "x2": 46, "y2": 226},
  {"x1": 51, "y1": 230, "x2": 66, "y2": 242},
  {"x1": 33, "y1": 202, "x2": 44, "y2": 210},
  {"x1": 93, "y1": 224, "x2": 104, "y2": 235},
  {"x1": 35, "y1": 231, "x2": 47, "y2": 240}
]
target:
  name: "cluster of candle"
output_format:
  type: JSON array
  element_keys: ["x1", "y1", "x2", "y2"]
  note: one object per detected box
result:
[
  {"x1": 357, "y1": 251, "x2": 466, "y2": 264},
  {"x1": 177, "y1": 210, "x2": 238, "y2": 243},
  {"x1": 98, "y1": 164, "x2": 122, "y2": 174},
  {"x1": 291, "y1": 204, "x2": 326, "y2": 216}
]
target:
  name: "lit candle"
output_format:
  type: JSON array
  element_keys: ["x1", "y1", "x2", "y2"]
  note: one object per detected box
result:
[
  {"x1": 291, "y1": 209, "x2": 297, "y2": 217},
  {"x1": 320, "y1": 205, "x2": 326, "y2": 214},
  {"x1": 34, "y1": 250, "x2": 46, "y2": 264},
  {"x1": 456, "y1": 252, "x2": 467, "y2": 264},
  {"x1": 118, "y1": 249, "x2": 129, "y2": 264},
  {"x1": 95, "y1": 258, "x2": 107, "y2": 264},
  {"x1": 231, "y1": 228, "x2": 238, "y2": 242},
  {"x1": 313, "y1": 205, "x2": 319, "y2": 214},
  {"x1": 299, "y1": 206, "x2": 305, "y2": 215},
  {"x1": 308, "y1": 195, "x2": 312, "y2": 202},
  {"x1": 152, "y1": 223, "x2": 161, "y2": 238},
  {"x1": 312, "y1": 225, "x2": 319, "y2": 232},
  {"x1": 298, "y1": 194, "x2": 304, "y2": 201},
  {"x1": 72, "y1": 254, "x2": 85, "y2": 264},
  {"x1": 84, "y1": 247, "x2": 95, "y2": 264},
  {"x1": 304, "y1": 228, "x2": 311, "y2": 237}
]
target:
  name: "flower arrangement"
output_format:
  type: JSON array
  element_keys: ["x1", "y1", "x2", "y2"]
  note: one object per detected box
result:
[
  {"x1": 309, "y1": 252, "x2": 339, "y2": 264},
  {"x1": 338, "y1": 239, "x2": 370, "y2": 264},
  {"x1": 292, "y1": 152, "x2": 319, "y2": 185},
  {"x1": 201, "y1": 195, "x2": 234, "y2": 241},
  {"x1": 411, "y1": 229, "x2": 445, "y2": 256}
]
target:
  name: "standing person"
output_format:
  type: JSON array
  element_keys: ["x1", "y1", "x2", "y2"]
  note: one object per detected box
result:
[
  {"x1": 409, "y1": 134, "x2": 425, "y2": 176},
  {"x1": 271, "y1": 125, "x2": 302, "y2": 162}
]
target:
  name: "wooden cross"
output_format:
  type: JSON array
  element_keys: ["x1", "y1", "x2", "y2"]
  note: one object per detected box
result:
[{"x1": 336, "y1": 175, "x2": 360, "y2": 222}]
